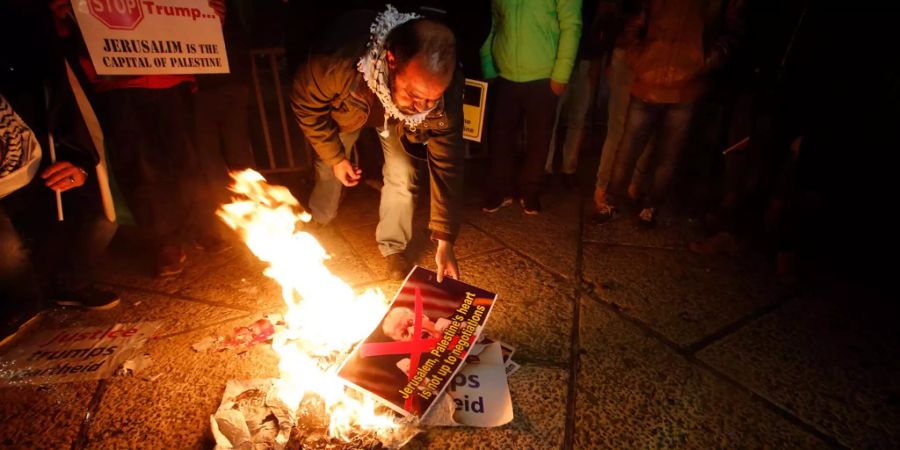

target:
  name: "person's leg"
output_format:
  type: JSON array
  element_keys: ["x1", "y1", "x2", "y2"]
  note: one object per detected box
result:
[
  {"x1": 190, "y1": 86, "x2": 233, "y2": 246},
  {"x1": 560, "y1": 60, "x2": 592, "y2": 175},
  {"x1": 0, "y1": 203, "x2": 43, "y2": 313},
  {"x1": 645, "y1": 102, "x2": 696, "y2": 209},
  {"x1": 608, "y1": 98, "x2": 660, "y2": 205},
  {"x1": 217, "y1": 85, "x2": 255, "y2": 170},
  {"x1": 519, "y1": 79, "x2": 560, "y2": 211},
  {"x1": 308, "y1": 130, "x2": 360, "y2": 225},
  {"x1": 595, "y1": 49, "x2": 632, "y2": 195},
  {"x1": 0, "y1": 204, "x2": 43, "y2": 344},
  {"x1": 376, "y1": 123, "x2": 418, "y2": 257},
  {"x1": 486, "y1": 78, "x2": 524, "y2": 204},
  {"x1": 52, "y1": 211, "x2": 120, "y2": 309},
  {"x1": 95, "y1": 91, "x2": 167, "y2": 244}
]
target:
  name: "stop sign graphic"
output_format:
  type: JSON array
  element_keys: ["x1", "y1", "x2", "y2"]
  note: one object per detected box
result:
[{"x1": 88, "y1": 0, "x2": 145, "y2": 30}]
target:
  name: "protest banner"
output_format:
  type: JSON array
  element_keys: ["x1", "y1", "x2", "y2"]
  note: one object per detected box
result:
[
  {"x1": 338, "y1": 266, "x2": 498, "y2": 418},
  {"x1": 446, "y1": 341, "x2": 514, "y2": 427},
  {"x1": 0, "y1": 321, "x2": 161, "y2": 386},
  {"x1": 71, "y1": 0, "x2": 229, "y2": 75}
]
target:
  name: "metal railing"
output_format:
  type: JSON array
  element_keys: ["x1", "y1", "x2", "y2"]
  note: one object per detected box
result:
[{"x1": 249, "y1": 47, "x2": 312, "y2": 174}]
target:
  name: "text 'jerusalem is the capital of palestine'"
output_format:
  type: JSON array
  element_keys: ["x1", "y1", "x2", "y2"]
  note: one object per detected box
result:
[{"x1": 100, "y1": 38, "x2": 222, "y2": 69}]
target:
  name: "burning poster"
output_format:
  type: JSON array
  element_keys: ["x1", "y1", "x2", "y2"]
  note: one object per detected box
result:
[
  {"x1": 0, "y1": 321, "x2": 161, "y2": 386},
  {"x1": 338, "y1": 267, "x2": 497, "y2": 418}
]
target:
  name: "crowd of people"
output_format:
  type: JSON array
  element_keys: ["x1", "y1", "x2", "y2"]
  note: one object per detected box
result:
[{"x1": 2, "y1": 1, "x2": 896, "y2": 346}]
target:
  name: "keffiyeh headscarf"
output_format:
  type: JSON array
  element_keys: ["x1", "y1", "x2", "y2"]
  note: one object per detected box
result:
[{"x1": 357, "y1": 5, "x2": 431, "y2": 134}]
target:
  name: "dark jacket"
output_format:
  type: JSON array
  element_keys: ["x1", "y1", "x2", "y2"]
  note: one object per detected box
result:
[
  {"x1": 622, "y1": 0, "x2": 743, "y2": 103},
  {"x1": 290, "y1": 10, "x2": 465, "y2": 242}
]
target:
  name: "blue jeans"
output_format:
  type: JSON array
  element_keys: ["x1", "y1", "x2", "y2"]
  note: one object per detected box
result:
[
  {"x1": 609, "y1": 97, "x2": 695, "y2": 207},
  {"x1": 596, "y1": 48, "x2": 655, "y2": 192},
  {"x1": 547, "y1": 59, "x2": 592, "y2": 174},
  {"x1": 309, "y1": 125, "x2": 418, "y2": 257}
]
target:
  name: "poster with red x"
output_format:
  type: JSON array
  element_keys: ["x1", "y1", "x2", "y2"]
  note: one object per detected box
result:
[{"x1": 337, "y1": 266, "x2": 497, "y2": 418}]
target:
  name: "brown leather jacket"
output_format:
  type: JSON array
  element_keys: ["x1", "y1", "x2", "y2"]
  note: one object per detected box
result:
[
  {"x1": 622, "y1": 0, "x2": 743, "y2": 103},
  {"x1": 290, "y1": 11, "x2": 465, "y2": 242}
]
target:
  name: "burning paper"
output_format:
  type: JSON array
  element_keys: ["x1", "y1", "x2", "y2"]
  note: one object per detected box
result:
[
  {"x1": 214, "y1": 170, "x2": 419, "y2": 448},
  {"x1": 211, "y1": 379, "x2": 295, "y2": 450}
]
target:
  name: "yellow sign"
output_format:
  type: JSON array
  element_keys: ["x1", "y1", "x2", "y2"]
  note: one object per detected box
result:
[{"x1": 463, "y1": 79, "x2": 488, "y2": 142}]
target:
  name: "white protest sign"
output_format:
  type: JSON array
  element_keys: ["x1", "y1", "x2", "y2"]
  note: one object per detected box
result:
[
  {"x1": 71, "y1": 0, "x2": 229, "y2": 75},
  {"x1": 0, "y1": 321, "x2": 161, "y2": 386},
  {"x1": 446, "y1": 342, "x2": 514, "y2": 427}
]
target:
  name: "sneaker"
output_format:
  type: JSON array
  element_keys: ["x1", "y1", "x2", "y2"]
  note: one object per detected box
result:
[
  {"x1": 156, "y1": 244, "x2": 186, "y2": 278},
  {"x1": 592, "y1": 203, "x2": 615, "y2": 224},
  {"x1": 55, "y1": 286, "x2": 121, "y2": 311},
  {"x1": 637, "y1": 207, "x2": 657, "y2": 228},
  {"x1": 1, "y1": 308, "x2": 41, "y2": 348},
  {"x1": 561, "y1": 174, "x2": 579, "y2": 191},
  {"x1": 520, "y1": 195, "x2": 541, "y2": 215},
  {"x1": 482, "y1": 196, "x2": 513, "y2": 213},
  {"x1": 193, "y1": 235, "x2": 232, "y2": 255},
  {"x1": 385, "y1": 253, "x2": 410, "y2": 281}
]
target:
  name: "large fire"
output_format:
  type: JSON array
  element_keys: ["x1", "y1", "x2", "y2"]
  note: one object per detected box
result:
[{"x1": 216, "y1": 170, "x2": 418, "y2": 447}]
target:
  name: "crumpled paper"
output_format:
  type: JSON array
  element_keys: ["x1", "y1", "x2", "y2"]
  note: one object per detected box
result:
[
  {"x1": 210, "y1": 379, "x2": 295, "y2": 450},
  {"x1": 193, "y1": 316, "x2": 285, "y2": 354}
]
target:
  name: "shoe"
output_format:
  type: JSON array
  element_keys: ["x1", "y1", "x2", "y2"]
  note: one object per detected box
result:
[
  {"x1": 156, "y1": 244, "x2": 186, "y2": 278},
  {"x1": 482, "y1": 196, "x2": 513, "y2": 213},
  {"x1": 385, "y1": 253, "x2": 410, "y2": 280},
  {"x1": 1, "y1": 308, "x2": 41, "y2": 347},
  {"x1": 592, "y1": 203, "x2": 615, "y2": 224},
  {"x1": 55, "y1": 286, "x2": 121, "y2": 311},
  {"x1": 637, "y1": 207, "x2": 657, "y2": 229},
  {"x1": 520, "y1": 195, "x2": 541, "y2": 215},
  {"x1": 561, "y1": 174, "x2": 579, "y2": 191},
  {"x1": 193, "y1": 235, "x2": 232, "y2": 255}
]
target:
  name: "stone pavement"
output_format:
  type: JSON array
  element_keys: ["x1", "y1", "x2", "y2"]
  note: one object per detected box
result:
[{"x1": 1, "y1": 182, "x2": 897, "y2": 450}]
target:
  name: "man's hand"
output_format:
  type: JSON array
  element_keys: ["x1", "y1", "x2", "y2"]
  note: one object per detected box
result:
[
  {"x1": 435, "y1": 239, "x2": 459, "y2": 283},
  {"x1": 41, "y1": 161, "x2": 87, "y2": 192},
  {"x1": 550, "y1": 80, "x2": 567, "y2": 96},
  {"x1": 332, "y1": 159, "x2": 361, "y2": 187}
]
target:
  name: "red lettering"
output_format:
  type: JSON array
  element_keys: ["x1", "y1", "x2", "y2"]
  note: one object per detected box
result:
[{"x1": 122, "y1": 328, "x2": 138, "y2": 337}]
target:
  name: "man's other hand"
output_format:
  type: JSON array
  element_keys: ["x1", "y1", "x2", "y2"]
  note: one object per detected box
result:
[
  {"x1": 332, "y1": 159, "x2": 361, "y2": 187},
  {"x1": 435, "y1": 239, "x2": 459, "y2": 283},
  {"x1": 550, "y1": 80, "x2": 567, "y2": 96}
]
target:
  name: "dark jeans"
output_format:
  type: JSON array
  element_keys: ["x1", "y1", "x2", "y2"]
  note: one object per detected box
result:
[
  {"x1": 1, "y1": 178, "x2": 116, "y2": 315},
  {"x1": 94, "y1": 85, "x2": 198, "y2": 248},
  {"x1": 193, "y1": 83, "x2": 253, "y2": 238},
  {"x1": 488, "y1": 78, "x2": 559, "y2": 198},
  {"x1": 610, "y1": 97, "x2": 695, "y2": 207}
]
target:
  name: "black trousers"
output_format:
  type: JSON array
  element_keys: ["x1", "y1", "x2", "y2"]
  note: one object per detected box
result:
[
  {"x1": 94, "y1": 84, "x2": 199, "y2": 248},
  {"x1": 488, "y1": 78, "x2": 559, "y2": 199},
  {"x1": 1, "y1": 177, "x2": 116, "y2": 314}
]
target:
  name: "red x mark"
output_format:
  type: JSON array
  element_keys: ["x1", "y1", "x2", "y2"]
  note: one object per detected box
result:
[{"x1": 359, "y1": 286, "x2": 459, "y2": 411}]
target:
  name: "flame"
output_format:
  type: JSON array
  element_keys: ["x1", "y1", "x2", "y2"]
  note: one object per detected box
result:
[{"x1": 217, "y1": 170, "x2": 417, "y2": 447}]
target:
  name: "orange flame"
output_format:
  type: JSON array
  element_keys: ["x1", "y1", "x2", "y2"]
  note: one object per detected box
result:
[{"x1": 217, "y1": 170, "x2": 418, "y2": 447}]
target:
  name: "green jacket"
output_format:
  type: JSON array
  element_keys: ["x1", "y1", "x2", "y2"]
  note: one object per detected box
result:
[{"x1": 480, "y1": 0, "x2": 583, "y2": 83}]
